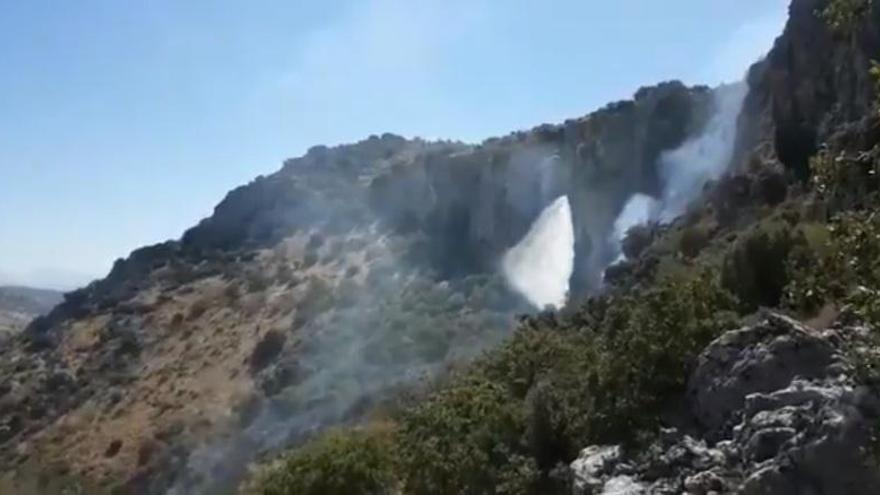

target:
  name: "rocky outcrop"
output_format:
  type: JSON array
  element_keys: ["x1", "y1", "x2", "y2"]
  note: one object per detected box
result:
[
  {"x1": 737, "y1": 0, "x2": 880, "y2": 178},
  {"x1": 570, "y1": 313, "x2": 880, "y2": 494},
  {"x1": 369, "y1": 82, "x2": 713, "y2": 292}
]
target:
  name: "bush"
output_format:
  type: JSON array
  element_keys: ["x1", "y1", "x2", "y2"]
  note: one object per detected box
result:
[
  {"x1": 397, "y1": 377, "x2": 533, "y2": 494},
  {"x1": 242, "y1": 267, "x2": 272, "y2": 293},
  {"x1": 679, "y1": 223, "x2": 711, "y2": 259},
  {"x1": 246, "y1": 424, "x2": 398, "y2": 495},
  {"x1": 224, "y1": 282, "x2": 242, "y2": 302},
  {"x1": 586, "y1": 270, "x2": 738, "y2": 441},
  {"x1": 810, "y1": 148, "x2": 880, "y2": 212},
  {"x1": 721, "y1": 221, "x2": 802, "y2": 311},
  {"x1": 821, "y1": 0, "x2": 870, "y2": 34},
  {"x1": 621, "y1": 224, "x2": 654, "y2": 259},
  {"x1": 250, "y1": 330, "x2": 287, "y2": 372},
  {"x1": 785, "y1": 211, "x2": 880, "y2": 315},
  {"x1": 186, "y1": 298, "x2": 210, "y2": 321}
]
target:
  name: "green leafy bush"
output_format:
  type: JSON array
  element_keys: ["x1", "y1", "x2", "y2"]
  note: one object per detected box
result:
[
  {"x1": 246, "y1": 424, "x2": 398, "y2": 495},
  {"x1": 679, "y1": 223, "x2": 712, "y2": 258},
  {"x1": 587, "y1": 270, "x2": 738, "y2": 440},
  {"x1": 396, "y1": 377, "x2": 532, "y2": 494},
  {"x1": 821, "y1": 0, "x2": 871, "y2": 34},
  {"x1": 785, "y1": 211, "x2": 880, "y2": 315},
  {"x1": 721, "y1": 221, "x2": 803, "y2": 311},
  {"x1": 810, "y1": 148, "x2": 880, "y2": 212}
]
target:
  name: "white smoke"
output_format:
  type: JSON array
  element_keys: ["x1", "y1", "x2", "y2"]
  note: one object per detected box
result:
[
  {"x1": 657, "y1": 82, "x2": 747, "y2": 222},
  {"x1": 608, "y1": 82, "x2": 747, "y2": 262},
  {"x1": 502, "y1": 195, "x2": 575, "y2": 309},
  {"x1": 610, "y1": 193, "x2": 658, "y2": 263}
]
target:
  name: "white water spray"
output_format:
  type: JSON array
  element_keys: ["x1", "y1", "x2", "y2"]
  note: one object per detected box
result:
[{"x1": 502, "y1": 195, "x2": 575, "y2": 309}]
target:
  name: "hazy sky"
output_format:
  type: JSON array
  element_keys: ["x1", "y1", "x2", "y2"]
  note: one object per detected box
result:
[{"x1": 0, "y1": 0, "x2": 788, "y2": 290}]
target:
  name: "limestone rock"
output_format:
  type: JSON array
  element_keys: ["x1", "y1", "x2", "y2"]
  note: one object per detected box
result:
[
  {"x1": 571, "y1": 445, "x2": 623, "y2": 494},
  {"x1": 570, "y1": 313, "x2": 880, "y2": 494}
]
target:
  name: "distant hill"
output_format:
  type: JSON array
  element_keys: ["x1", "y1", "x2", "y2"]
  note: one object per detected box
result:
[{"x1": 0, "y1": 286, "x2": 63, "y2": 338}]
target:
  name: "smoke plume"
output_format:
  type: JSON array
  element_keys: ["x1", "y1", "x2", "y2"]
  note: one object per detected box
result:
[{"x1": 609, "y1": 82, "x2": 747, "y2": 262}]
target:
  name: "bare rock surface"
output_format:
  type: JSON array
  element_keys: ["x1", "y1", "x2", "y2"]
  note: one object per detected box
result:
[{"x1": 571, "y1": 313, "x2": 880, "y2": 494}]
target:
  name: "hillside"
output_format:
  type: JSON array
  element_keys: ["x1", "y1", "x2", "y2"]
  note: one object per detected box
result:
[
  {"x1": 2, "y1": 0, "x2": 880, "y2": 494},
  {"x1": 0, "y1": 286, "x2": 62, "y2": 341}
]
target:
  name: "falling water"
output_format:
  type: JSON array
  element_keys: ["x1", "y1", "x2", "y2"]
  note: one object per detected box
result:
[{"x1": 502, "y1": 195, "x2": 575, "y2": 309}]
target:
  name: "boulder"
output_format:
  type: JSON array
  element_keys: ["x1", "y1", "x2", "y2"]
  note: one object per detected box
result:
[{"x1": 570, "y1": 313, "x2": 880, "y2": 494}]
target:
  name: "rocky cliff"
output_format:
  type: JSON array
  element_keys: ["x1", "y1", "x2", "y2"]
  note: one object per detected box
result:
[{"x1": 737, "y1": 0, "x2": 880, "y2": 178}]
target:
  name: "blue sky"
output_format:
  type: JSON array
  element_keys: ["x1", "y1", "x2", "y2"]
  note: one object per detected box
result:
[{"x1": 0, "y1": 0, "x2": 789, "y2": 290}]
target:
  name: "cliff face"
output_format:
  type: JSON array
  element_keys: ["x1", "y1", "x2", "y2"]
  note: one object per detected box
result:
[
  {"x1": 737, "y1": 0, "x2": 880, "y2": 178},
  {"x1": 369, "y1": 82, "x2": 712, "y2": 294},
  {"x1": 165, "y1": 80, "x2": 712, "y2": 297}
]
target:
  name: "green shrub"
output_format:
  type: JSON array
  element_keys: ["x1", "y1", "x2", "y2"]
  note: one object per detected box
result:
[
  {"x1": 247, "y1": 424, "x2": 398, "y2": 495},
  {"x1": 621, "y1": 224, "x2": 654, "y2": 259},
  {"x1": 810, "y1": 148, "x2": 880, "y2": 212},
  {"x1": 186, "y1": 298, "x2": 210, "y2": 321},
  {"x1": 821, "y1": 0, "x2": 871, "y2": 34},
  {"x1": 721, "y1": 221, "x2": 802, "y2": 311},
  {"x1": 872, "y1": 60, "x2": 880, "y2": 112},
  {"x1": 588, "y1": 270, "x2": 738, "y2": 440},
  {"x1": 224, "y1": 282, "x2": 242, "y2": 301},
  {"x1": 398, "y1": 269, "x2": 736, "y2": 493},
  {"x1": 679, "y1": 223, "x2": 711, "y2": 258},
  {"x1": 397, "y1": 377, "x2": 532, "y2": 494},
  {"x1": 785, "y1": 211, "x2": 880, "y2": 315},
  {"x1": 246, "y1": 270, "x2": 271, "y2": 293}
]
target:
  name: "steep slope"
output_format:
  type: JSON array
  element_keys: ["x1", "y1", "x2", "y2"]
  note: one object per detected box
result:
[
  {"x1": 245, "y1": 0, "x2": 880, "y2": 494},
  {"x1": 0, "y1": 82, "x2": 714, "y2": 493}
]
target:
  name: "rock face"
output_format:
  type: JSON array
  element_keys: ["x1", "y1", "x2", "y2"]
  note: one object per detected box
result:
[
  {"x1": 369, "y1": 82, "x2": 712, "y2": 293},
  {"x1": 570, "y1": 313, "x2": 880, "y2": 494},
  {"x1": 737, "y1": 0, "x2": 880, "y2": 178}
]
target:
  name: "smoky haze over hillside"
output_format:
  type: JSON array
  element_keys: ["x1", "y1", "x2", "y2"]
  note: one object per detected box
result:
[
  {"x1": 0, "y1": 3, "x2": 798, "y2": 494},
  {"x1": 166, "y1": 73, "x2": 752, "y2": 491}
]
